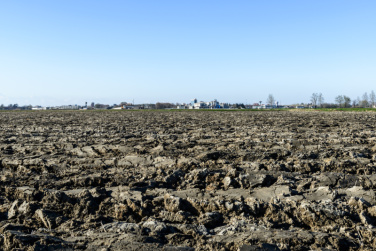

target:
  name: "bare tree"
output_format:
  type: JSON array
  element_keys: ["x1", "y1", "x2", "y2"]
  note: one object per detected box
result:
[
  {"x1": 266, "y1": 94, "x2": 275, "y2": 106},
  {"x1": 310, "y1": 93, "x2": 318, "y2": 108},
  {"x1": 356, "y1": 96, "x2": 361, "y2": 107},
  {"x1": 361, "y1": 92, "x2": 369, "y2": 108},
  {"x1": 318, "y1": 93, "x2": 324, "y2": 108},
  {"x1": 343, "y1": 96, "x2": 351, "y2": 108},
  {"x1": 335, "y1": 95, "x2": 344, "y2": 108},
  {"x1": 370, "y1": 90, "x2": 375, "y2": 108}
]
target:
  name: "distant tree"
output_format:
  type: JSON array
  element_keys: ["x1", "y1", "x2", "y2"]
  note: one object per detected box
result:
[
  {"x1": 156, "y1": 102, "x2": 175, "y2": 109},
  {"x1": 370, "y1": 90, "x2": 376, "y2": 108},
  {"x1": 361, "y1": 92, "x2": 369, "y2": 108},
  {"x1": 318, "y1": 93, "x2": 324, "y2": 108},
  {"x1": 343, "y1": 96, "x2": 351, "y2": 108},
  {"x1": 94, "y1": 103, "x2": 109, "y2": 109},
  {"x1": 0, "y1": 104, "x2": 3, "y2": 110},
  {"x1": 356, "y1": 96, "x2": 361, "y2": 107},
  {"x1": 335, "y1": 95, "x2": 345, "y2": 107},
  {"x1": 322, "y1": 103, "x2": 337, "y2": 108},
  {"x1": 310, "y1": 93, "x2": 318, "y2": 108},
  {"x1": 266, "y1": 94, "x2": 275, "y2": 106},
  {"x1": 334, "y1": 95, "x2": 350, "y2": 108}
]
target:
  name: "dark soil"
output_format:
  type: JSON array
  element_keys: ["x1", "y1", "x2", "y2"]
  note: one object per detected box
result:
[{"x1": 1, "y1": 110, "x2": 376, "y2": 250}]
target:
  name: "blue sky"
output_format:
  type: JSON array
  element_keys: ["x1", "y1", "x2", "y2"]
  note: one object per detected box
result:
[{"x1": 0, "y1": 0, "x2": 375, "y2": 106}]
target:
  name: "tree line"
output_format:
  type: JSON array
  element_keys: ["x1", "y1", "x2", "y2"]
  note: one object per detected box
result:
[
  {"x1": 265, "y1": 91, "x2": 375, "y2": 109},
  {"x1": 311, "y1": 91, "x2": 376, "y2": 108}
]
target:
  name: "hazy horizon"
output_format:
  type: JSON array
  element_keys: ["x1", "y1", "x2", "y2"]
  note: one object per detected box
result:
[{"x1": 1, "y1": 1, "x2": 375, "y2": 106}]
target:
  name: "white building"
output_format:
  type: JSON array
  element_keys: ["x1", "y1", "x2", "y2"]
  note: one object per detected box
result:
[{"x1": 32, "y1": 106, "x2": 46, "y2": 110}]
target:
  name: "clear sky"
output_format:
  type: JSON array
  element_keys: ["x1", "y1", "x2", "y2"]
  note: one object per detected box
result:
[{"x1": 0, "y1": 1, "x2": 375, "y2": 106}]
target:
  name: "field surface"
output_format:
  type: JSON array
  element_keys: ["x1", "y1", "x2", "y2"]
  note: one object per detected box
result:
[{"x1": 1, "y1": 110, "x2": 376, "y2": 250}]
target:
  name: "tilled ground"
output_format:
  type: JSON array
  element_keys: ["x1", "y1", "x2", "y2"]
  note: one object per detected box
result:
[{"x1": 1, "y1": 110, "x2": 376, "y2": 250}]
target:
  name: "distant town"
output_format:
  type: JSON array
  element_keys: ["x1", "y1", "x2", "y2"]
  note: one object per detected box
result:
[{"x1": 1, "y1": 92, "x2": 376, "y2": 110}]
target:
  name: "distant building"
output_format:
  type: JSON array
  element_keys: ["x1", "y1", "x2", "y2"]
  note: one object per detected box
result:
[
  {"x1": 177, "y1": 105, "x2": 186, "y2": 109},
  {"x1": 121, "y1": 103, "x2": 156, "y2": 109},
  {"x1": 32, "y1": 106, "x2": 46, "y2": 110},
  {"x1": 94, "y1": 104, "x2": 110, "y2": 109},
  {"x1": 191, "y1": 98, "x2": 198, "y2": 107},
  {"x1": 188, "y1": 98, "x2": 227, "y2": 109},
  {"x1": 220, "y1": 103, "x2": 230, "y2": 109},
  {"x1": 53, "y1": 105, "x2": 80, "y2": 110}
]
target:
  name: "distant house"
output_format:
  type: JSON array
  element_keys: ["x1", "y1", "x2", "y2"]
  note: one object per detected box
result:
[
  {"x1": 189, "y1": 101, "x2": 207, "y2": 109},
  {"x1": 122, "y1": 104, "x2": 155, "y2": 109},
  {"x1": 188, "y1": 98, "x2": 227, "y2": 109},
  {"x1": 220, "y1": 103, "x2": 230, "y2": 109},
  {"x1": 32, "y1": 106, "x2": 46, "y2": 110}
]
